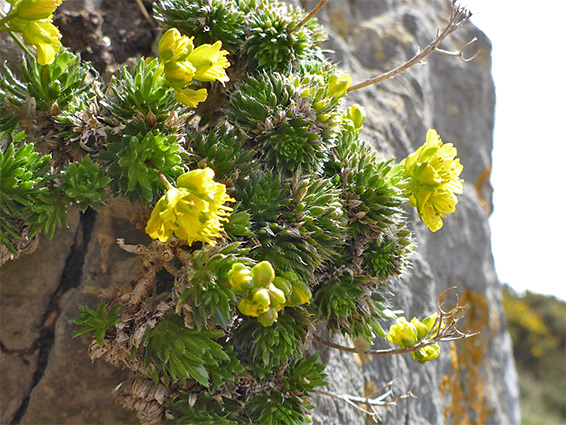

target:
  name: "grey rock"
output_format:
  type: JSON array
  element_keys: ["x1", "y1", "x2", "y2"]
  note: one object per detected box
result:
[
  {"x1": 0, "y1": 210, "x2": 80, "y2": 351},
  {"x1": 0, "y1": 350, "x2": 39, "y2": 424},
  {"x1": 19, "y1": 205, "x2": 145, "y2": 425},
  {"x1": 0, "y1": 210, "x2": 80, "y2": 424}
]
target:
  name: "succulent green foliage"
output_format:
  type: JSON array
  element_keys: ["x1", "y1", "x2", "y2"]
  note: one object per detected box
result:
[
  {"x1": 226, "y1": 73, "x2": 346, "y2": 176},
  {"x1": 175, "y1": 243, "x2": 250, "y2": 329},
  {"x1": 153, "y1": 0, "x2": 245, "y2": 52},
  {"x1": 103, "y1": 58, "x2": 182, "y2": 127},
  {"x1": 3, "y1": 48, "x2": 93, "y2": 112},
  {"x1": 245, "y1": 389, "x2": 308, "y2": 425},
  {"x1": 61, "y1": 156, "x2": 111, "y2": 212},
  {"x1": 282, "y1": 354, "x2": 327, "y2": 395},
  {"x1": 289, "y1": 177, "x2": 347, "y2": 267},
  {"x1": 240, "y1": 0, "x2": 325, "y2": 73},
  {"x1": 232, "y1": 310, "x2": 309, "y2": 380},
  {"x1": 166, "y1": 395, "x2": 240, "y2": 425},
  {"x1": 72, "y1": 302, "x2": 121, "y2": 346},
  {"x1": 328, "y1": 125, "x2": 407, "y2": 237},
  {"x1": 362, "y1": 225, "x2": 414, "y2": 281},
  {"x1": 234, "y1": 172, "x2": 346, "y2": 281},
  {"x1": 0, "y1": 79, "x2": 20, "y2": 136},
  {"x1": 99, "y1": 122, "x2": 185, "y2": 202},
  {"x1": 235, "y1": 171, "x2": 290, "y2": 227},
  {"x1": 142, "y1": 314, "x2": 243, "y2": 388},
  {"x1": 235, "y1": 172, "x2": 310, "y2": 274},
  {"x1": 185, "y1": 124, "x2": 254, "y2": 180},
  {"x1": 224, "y1": 210, "x2": 254, "y2": 239},
  {"x1": 28, "y1": 187, "x2": 69, "y2": 238},
  {"x1": 226, "y1": 72, "x2": 295, "y2": 133},
  {"x1": 226, "y1": 72, "x2": 334, "y2": 175},
  {"x1": 313, "y1": 274, "x2": 391, "y2": 342},
  {"x1": 0, "y1": 142, "x2": 51, "y2": 252}
]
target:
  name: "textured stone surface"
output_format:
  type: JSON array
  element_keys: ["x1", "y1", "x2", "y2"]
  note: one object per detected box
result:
[
  {"x1": 19, "y1": 205, "x2": 145, "y2": 425},
  {"x1": 0, "y1": 350, "x2": 39, "y2": 424},
  {"x1": 297, "y1": 0, "x2": 520, "y2": 424},
  {"x1": 0, "y1": 0, "x2": 520, "y2": 423},
  {"x1": 0, "y1": 209, "x2": 80, "y2": 424}
]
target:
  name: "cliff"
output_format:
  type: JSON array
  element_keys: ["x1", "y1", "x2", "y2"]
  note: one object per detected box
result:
[{"x1": 0, "y1": 0, "x2": 520, "y2": 424}]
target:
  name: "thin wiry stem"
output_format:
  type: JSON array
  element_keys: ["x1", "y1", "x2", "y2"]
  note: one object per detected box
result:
[
  {"x1": 290, "y1": 0, "x2": 329, "y2": 33},
  {"x1": 348, "y1": 1, "x2": 472, "y2": 92},
  {"x1": 312, "y1": 287, "x2": 478, "y2": 356}
]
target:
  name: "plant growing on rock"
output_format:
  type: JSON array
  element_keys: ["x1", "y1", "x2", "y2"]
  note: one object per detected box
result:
[{"x1": 0, "y1": 0, "x2": 477, "y2": 423}]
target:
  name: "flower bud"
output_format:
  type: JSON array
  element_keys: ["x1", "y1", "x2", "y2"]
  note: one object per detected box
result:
[
  {"x1": 257, "y1": 307, "x2": 278, "y2": 327},
  {"x1": 288, "y1": 279, "x2": 312, "y2": 307},
  {"x1": 237, "y1": 288, "x2": 271, "y2": 317},
  {"x1": 272, "y1": 276, "x2": 292, "y2": 296},
  {"x1": 163, "y1": 60, "x2": 195, "y2": 88},
  {"x1": 344, "y1": 103, "x2": 366, "y2": 133},
  {"x1": 412, "y1": 343, "x2": 441, "y2": 364},
  {"x1": 228, "y1": 263, "x2": 253, "y2": 295},
  {"x1": 411, "y1": 317, "x2": 430, "y2": 341},
  {"x1": 326, "y1": 72, "x2": 352, "y2": 99},
  {"x1": 15, "y1": 0, "x2": 63, "y2": 20},
  {"x1": 268, "y1": 283, "x2": 286, "y2": 310},
  {"x1": 251, "y1": 261, "x2": 275, "y2": 287}
]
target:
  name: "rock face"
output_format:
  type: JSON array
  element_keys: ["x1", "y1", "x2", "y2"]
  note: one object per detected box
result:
[{"x1": 0, "y1": 0, "x2": 520, "y2": 424}]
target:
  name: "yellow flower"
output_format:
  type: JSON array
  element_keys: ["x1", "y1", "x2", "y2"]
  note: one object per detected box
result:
[
  {"x1": 145, "y1": 168, "x2": 234, "y2": 246},
  {"x1": 21, "y1": 19, "x2": 62, "y2": 65},
  {"x1": 158, "y1": 28, "x2": 193, "y2": 63},
  {"x1": 13, "y1": 0, "x2": 63, "y2": 20},
  {"x1": 386, "y1": 317, "x2": 418, "y2": 348},
  {"x1": 402, "y1": 129, "x2": 464, "y2": 232},
  {"x1": 187, "y1": 40, "x2": 230, "y2": 85},
  {"x1": 174, "y1": 87, "x2": 208, "y2": 108}
]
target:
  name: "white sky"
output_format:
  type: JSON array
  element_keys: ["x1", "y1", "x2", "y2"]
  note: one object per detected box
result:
[{"x1": 464, "y1": 0, "x2": 566, "y2": 300}]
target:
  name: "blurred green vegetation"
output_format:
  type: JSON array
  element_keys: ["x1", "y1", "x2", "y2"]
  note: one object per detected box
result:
[{"x1": 502, "y1": 286, "x2": 566, "y2": 425}]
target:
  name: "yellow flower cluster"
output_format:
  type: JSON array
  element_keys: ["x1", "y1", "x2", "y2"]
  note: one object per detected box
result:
[
  {"x1": 145, "y1": 168, "x2": 234, "y2": 246},
  {"x1": 402, "y1": 129, "x2": 464, "y2": 232},
  {"x1": 157, "y1": 28, "x2": 230, "y2": 107},
  {"x1": 1, "y1": 0, "x2": 65, "y2": 65},
  {"x1": 386, "y1": 313, "x2": 441, "y2": 363},
  {"x1": 228, "y1": 262, "x2": 311, "y2": 327}
]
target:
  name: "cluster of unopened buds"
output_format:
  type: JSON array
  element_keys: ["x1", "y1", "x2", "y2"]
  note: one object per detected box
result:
[
  {"x1": 228, "y1": 261, "x2": 312, "y2": 327},
  {"x1": 386, "y1": 313, "x2": 442, "y2": 363}
]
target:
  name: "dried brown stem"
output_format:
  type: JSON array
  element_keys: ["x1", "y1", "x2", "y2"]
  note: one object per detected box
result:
[
  {"x1": 290, "y1": 0, "x2": 329, "y2": 33},
  {"x1": 348, "y1": 1, "x2": 472, "y2": 92},
  {"x1": 317, "y1": 382, "x2": 415, "y2": 422},
  {"x1": 134, "y1": 0, "x2": 155, "y2": 28}
]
